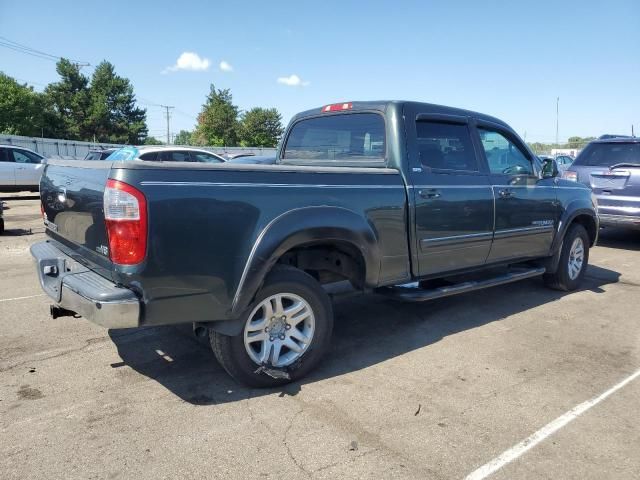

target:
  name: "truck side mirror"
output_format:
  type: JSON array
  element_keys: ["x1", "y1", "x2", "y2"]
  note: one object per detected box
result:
[{"x1": 541, "y1": 158, "x2": 559, "y2": 178}]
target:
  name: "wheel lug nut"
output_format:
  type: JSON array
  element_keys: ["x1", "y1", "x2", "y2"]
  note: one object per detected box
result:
[
  {"x1": 264, "y1": 327, "x2": 269, "y2": 332},
  {"x1": 279, "y1": 334, "x2": 285, "y2": 340},
  {"x1": 281, "y1": 316, "x2": 286, "y2": 321},
  {"x1": 285, "y1": 324, "x2": 291, "y2": 330},
  {"x1": 269, "y1": 336, "x2": 275, "y2": 341}
]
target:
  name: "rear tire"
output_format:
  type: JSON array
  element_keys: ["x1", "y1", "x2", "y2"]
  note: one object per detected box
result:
[
  {"x1": 210, "y1": 266, "x2": 333, "y2": 388},
  {"x1": 0, "y1": 218, "x2": 4, "y2": 235},
  {"x1": 543, "y1": 223, "x2": 589, "y2": 291}
]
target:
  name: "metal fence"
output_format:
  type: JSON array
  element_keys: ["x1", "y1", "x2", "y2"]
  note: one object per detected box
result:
[
  {"x1": 0, "y1": 134, "x2": 277, "y2": 159},
  {"x1": 0, "y1": 134, "x2": 121, "y2": 159}
]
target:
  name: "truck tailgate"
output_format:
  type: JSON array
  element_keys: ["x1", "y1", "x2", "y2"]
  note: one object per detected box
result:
[{"x1": 40, "y1": 160, "x2": 114, "y2": 275}]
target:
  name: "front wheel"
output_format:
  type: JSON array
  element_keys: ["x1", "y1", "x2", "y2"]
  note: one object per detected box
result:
[
  {"x1": 210, "y1": 266, "x2": 333, "y2": 387},
  {"x1": 543, "y1": 223, "x2": 590, "y2": 291}
]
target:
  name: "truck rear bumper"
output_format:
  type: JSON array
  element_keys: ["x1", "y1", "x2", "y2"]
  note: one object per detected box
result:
[{"x1": 30, "y1": 241, "x2": 140, "y2": 329}]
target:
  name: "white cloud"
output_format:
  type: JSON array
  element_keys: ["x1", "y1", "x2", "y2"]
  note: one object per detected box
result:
[
  {"x1": 219, "y1": 60, "x2": 233, "y2": 72},
  {"x1": 277, "y1": 74, "x2": 310, "y2": 87},
  {"x1": 163, "y1": 52, "x2": 210, "y2": 73}
]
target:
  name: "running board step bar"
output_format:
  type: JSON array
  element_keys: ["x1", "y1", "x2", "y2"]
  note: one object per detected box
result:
[{"x1": 377, "y1": 267, "x2": 546, "y2": 302}]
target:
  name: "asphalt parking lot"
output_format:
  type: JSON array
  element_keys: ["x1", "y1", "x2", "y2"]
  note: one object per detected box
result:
[{"x1": 1, "y1": 196, "x2": 639, "y2": 480}]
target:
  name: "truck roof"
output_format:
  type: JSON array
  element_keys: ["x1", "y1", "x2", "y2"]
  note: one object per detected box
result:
[{"x1": 292, "y1": 100, "x2": 511, "y2": 129}]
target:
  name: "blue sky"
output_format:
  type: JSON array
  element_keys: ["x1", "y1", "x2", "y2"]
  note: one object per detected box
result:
[{"x1": 1, "y1": 0, "x2": 638, "y2": 142}]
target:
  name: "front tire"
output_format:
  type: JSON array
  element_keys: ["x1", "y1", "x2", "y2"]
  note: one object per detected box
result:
[
  {"x1": 210, "y1": 266, "x2": 333, "y2": 387},
  {"x1": 544, "y1": 223, "x2": 590, "y2": 291}
]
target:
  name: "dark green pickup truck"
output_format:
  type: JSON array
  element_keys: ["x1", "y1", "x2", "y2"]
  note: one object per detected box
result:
[{"x1": 32, "y1": 101, "x2": 598, "y2": 386}]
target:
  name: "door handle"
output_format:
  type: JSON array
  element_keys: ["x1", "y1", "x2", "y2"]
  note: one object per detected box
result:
[
  {"x1": 419, "y1": 189, "x2": 441, "y2": 199},
  {"x1": 498, "y1": 189, "x2": 514, "y2": 198}
]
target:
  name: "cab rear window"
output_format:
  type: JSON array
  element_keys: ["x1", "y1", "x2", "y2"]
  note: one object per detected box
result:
[{"x1": 283, "y1": 113, "x2": 385, "y2": 166}]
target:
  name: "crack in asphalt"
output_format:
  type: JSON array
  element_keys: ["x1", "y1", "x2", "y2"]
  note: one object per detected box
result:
[{"x1": 282, "y1": 408, "x2": 311, "y2": 478}]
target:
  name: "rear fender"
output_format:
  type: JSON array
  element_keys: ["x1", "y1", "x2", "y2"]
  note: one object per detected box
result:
[{"x1": 231, "y1": 206, "x2": 381, "y2": 318}]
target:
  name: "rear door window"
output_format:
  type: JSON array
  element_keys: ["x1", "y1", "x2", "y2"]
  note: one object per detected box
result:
[
  {"x1": 573, "y1": 143, "x2": 640, "y2": 167},
  {"x1": 416, "y1": 121, "x2": 478, "y2": 172},
  {"x1": 283, "y1": 113, "x2": 385, "y2": 166},
  {"x1": 158, "y1": 150, "x2": 192, "y2": 162}
]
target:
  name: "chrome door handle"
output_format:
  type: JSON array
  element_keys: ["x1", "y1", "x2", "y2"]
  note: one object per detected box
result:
[
  {"x1": 419, "y1": 189, "x2": 441, "y2": 199},
  {"x1": 499, "y1": 189, "x2": 513, "y2": 198}
]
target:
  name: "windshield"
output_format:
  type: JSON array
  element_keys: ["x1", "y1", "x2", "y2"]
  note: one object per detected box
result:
[
  {"x1": 573, "y1": 142, "x2": 640, "y2": 167},
  {"x1": 105, "y1": 147, "x2": 139, "y2": 161}
]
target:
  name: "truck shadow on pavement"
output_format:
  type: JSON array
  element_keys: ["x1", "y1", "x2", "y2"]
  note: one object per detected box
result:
[
  {"x1": 109, "y1": 264, "x2": 620, "y2": 406},
  {"x1": 596, "y1": 228, "x2": 640, "y2": 252}
]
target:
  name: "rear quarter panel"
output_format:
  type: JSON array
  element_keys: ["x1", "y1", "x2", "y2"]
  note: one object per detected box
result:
[{"x1": 113, "y1": 163, "x2": 409, "y2": 326}]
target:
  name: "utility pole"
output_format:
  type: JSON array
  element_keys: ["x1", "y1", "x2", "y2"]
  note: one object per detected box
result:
[
  {"x1": 556, "y1": 97, "x2": 560, "y2": 148},
  {"x1": 161, "y1": 105, "x2": 174, "y2": 144}
]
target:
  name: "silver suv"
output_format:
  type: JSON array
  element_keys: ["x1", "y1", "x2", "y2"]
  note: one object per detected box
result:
[{"x1": 564, "y1": 137, "x2": 640, "y2": 230}]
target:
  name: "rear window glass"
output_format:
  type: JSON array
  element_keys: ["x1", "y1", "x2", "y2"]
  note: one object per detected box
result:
[
  {"x1": 283, "y1": 113, "x2": 385, "y2": 165},
  {"x1": 416, "y1": 122, "x2": 478, "y2": 172},
  {"x1": 573, "y1": 143, "x2": 640, "y2": 167}
]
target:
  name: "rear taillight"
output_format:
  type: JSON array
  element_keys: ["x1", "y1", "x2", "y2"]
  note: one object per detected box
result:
[
  {"x1": 562, "y1": 171, "x2": 578, "y2": 182},
  {"x1": 104, "y1": 179, "x2": 147, "y2": 265}
]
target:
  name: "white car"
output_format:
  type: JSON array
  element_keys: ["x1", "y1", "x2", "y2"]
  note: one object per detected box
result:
[
  {"x1": 0, "y1": 145, "x2": 46, "y2": 192},
  {"x1": 106, "y1": 145, "x2": 226, "y2": 163}
]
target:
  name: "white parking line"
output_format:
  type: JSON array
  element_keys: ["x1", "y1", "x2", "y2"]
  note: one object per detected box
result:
[
  {"x1": 465, "y1": 368, "x2": 640, "y2": 480},
  {"x1": 0, "y1": 294, "x2": 45, "y2": 303}
]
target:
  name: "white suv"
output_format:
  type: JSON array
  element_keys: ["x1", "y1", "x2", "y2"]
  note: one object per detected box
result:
[{"x1": 0, "y1": 145, "x2": 46, "y2": 192}]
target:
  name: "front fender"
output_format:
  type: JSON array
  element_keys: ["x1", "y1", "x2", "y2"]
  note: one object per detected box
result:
[
  {"x1": 231, "y1": 206, "x2": 381, "y2": 317},
  {"x1": 552, "y1": 196, "x2": 598, "y2": 253}
]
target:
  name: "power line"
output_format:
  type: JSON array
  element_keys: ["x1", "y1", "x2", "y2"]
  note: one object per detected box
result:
[{"x1": 0, "y1": 36, "x2": 90, "y2": 67}]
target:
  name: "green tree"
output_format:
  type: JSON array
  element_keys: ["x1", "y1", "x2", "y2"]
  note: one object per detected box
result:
[
  {"x1": 0, "y1": 73, "x2": 61, "y2": 137},
  {"x1": 44, "y1": 59, "x2": 91, "y2": 140},
  {"x1": 567, "y1": 136, "x2": 595, "y2": 149},
  {"x1": 144, "y1": 136, "x2": 164, "y2": 145},
  {"x1": 239, "y1": 107, "x2": 284, "y2": 147},
  {"x1": 173, "y1": 129, "x2": 193, "y2": 145},
  {"x1": 193, "y1": 85, "x2": 239, "y2": 146},
  {"x1": 86, "y1": 61, "x2": 148, "y2": 144}
]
